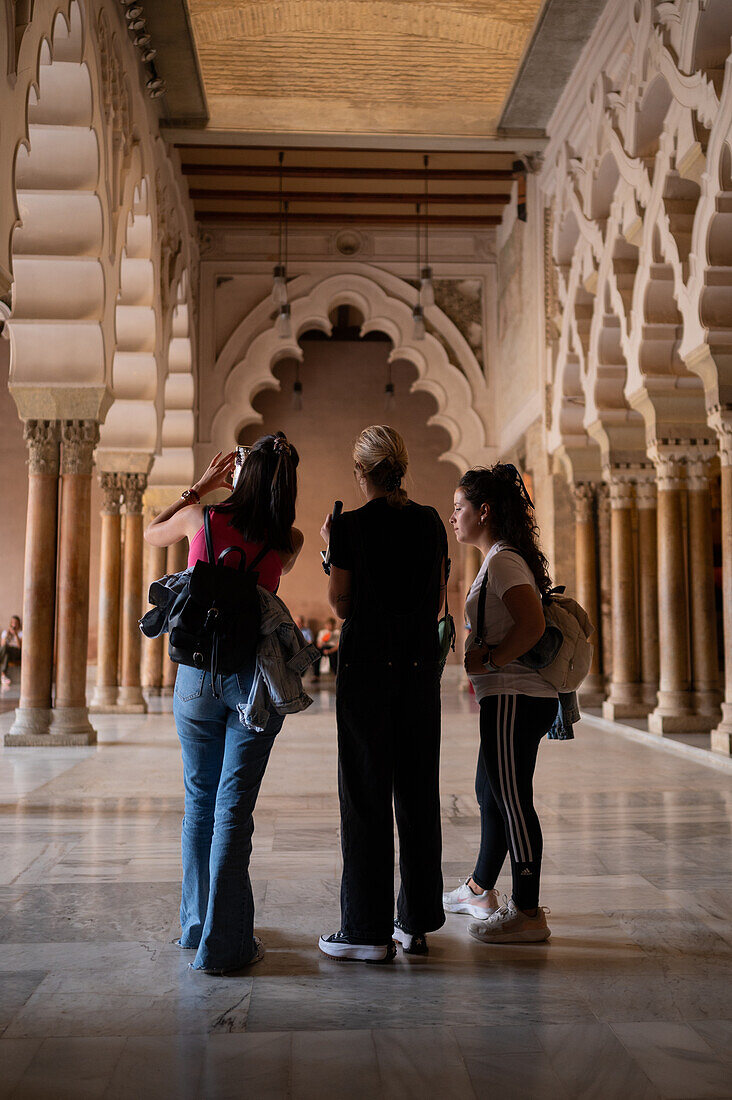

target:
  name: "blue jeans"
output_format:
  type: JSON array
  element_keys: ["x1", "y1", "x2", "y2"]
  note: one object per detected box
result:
[{"x1": 173, "y1": 664, "x2": 284, "y2": 971}]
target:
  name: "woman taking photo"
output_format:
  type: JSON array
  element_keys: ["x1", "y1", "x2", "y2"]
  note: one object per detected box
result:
[
  {"x1": 145, "y1": 433, "x2": 303, "y2": 974},
  {"x1": 446, "y1": 464, "x2": 557, "y2": 944},
  {"x1": 318, "y1": 425, "x2": 448, "y2": 963}
]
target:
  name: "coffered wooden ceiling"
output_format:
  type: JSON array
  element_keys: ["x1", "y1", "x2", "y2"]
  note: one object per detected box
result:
[
  {"x1": 177, "y1": 144, "x2": 520, "y2": 228},
  {"x1": 185, "y1": 0, "x2": 545, "y2": 137}
]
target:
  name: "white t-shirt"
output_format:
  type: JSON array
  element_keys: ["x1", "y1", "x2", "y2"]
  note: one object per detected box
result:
[
  {"x1": 1, "y1": 628, "x2": 22, "y2": 648},
  {"x1": 465, "y1": 542, "x2": 557, "y2": 700}
]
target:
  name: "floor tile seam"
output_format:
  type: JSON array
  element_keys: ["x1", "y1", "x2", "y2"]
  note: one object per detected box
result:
[{"x1": 530, "y1": 1022, "x2": 662, "y2": 1097}]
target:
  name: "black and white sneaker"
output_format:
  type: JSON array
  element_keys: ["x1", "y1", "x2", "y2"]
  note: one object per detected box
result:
[
  {"x1": 318, "y1": 931, "x2": 396, "y2": 963},
  {"x1": 393, "y1": 920, "x2": 429, "y2": 955}
]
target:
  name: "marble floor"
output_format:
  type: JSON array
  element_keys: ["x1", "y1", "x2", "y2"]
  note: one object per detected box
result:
[{"x1": 0, "y1": 677, "x2": 731, "y2": 1099}]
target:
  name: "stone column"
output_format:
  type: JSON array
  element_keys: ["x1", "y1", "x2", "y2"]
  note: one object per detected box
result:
[
  {"x1": 597, "y1": 483, "x2": 613, "y2": 689},
  {"x1": 162, "y1": 539, "x2": 189, "y2": 693},
  {"x1": 5, "y1": 421, "x2": 60, "y2": 745},
  {"x1": 117, "y1": 474, "x2": 147, "y2": 712},
  {"x1": 711, "y1": 424, "x2": 732, "y2": 754},
  {"x1": 687, "y1": 453, "x2": 722, "y2": 726},
  {"x1": 51, "y1": 420, "x2": 99, "y2": 742},
  {"x1": 636, "y1": 476, "x2": 659, "y2": 709},
  {"x1": 572, "y1": 482, "x2": 604, "y2": 705},
  {"x1": 648, "y1": 451, "x2": 698, "y2": 733},
  {"x1": 90, "y1": 474, "x2": 123, "y2": 710},
  {"x1": 141, "y1": 508, "x2": 167, "y2": 696},
  {"x1": 603, "y1": 477, "x2": 646, "y2": 719}
]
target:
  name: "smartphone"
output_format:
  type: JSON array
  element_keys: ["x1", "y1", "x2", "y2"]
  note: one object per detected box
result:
[
  {"x1": 232, "y1": 445, "x2": 251, "y2": 489},
  {"x1": 321, "y1": 500, "x2": 343, "y2": 572}
]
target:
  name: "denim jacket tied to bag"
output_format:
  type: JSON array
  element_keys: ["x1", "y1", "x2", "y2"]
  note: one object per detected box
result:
[{"x1": 139, "y1": 571, "x2": 320, "y2": 732}]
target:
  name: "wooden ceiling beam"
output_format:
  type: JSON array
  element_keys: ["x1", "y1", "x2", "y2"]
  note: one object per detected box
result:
[
  {"x1": 188, "y1": 188, "x2": 511, "y2": 205},
  {"x1": 181, "y1": 164, "x2": 517, "y2": 181},
  {"x1": 195, "y1": 212, "x2": 503, "y2": 226}
]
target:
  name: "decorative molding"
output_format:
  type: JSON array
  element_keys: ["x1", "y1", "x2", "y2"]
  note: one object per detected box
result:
[
  {"x1": 24, "y1": 419, "x2": 60, "y2": 477},
  {"x1": 432, "y1": 278, "x2": 484, "y2": 369}
]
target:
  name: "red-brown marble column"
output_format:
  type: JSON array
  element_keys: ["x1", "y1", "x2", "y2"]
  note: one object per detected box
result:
[
  {"x1": 597, "y1": 483, "x2": 613, "y2": 690},
  {"x1": 603, "y1": 476, "x2": 646, "y2": 719},
  {"x1": 572, "y1": 482, "x2": 604, "y2": 705},
  {"x1": 118, "y1": 474, "x2": 147, "y2": 712},
  {"x1": 687, "y1": 453, "x2": 722, "y2": 728},
  {"x1": 712, "y1": 425, "x2": 732, "y2": 754},
  {"x1": 648, "y1": 450, "x2": 699, "y2": 733},
  {"x1": 51, "y1": 419, "x2": 99, "y2": 742},
  {"x1": 635, "y1": 475, "x2": 659, "y2": 710},
  {"x1": 90, "y1": 473, "x2": 123, "y2": 710},
  {"x1": 6, "y1": 421, "x2": 60, "y2": 744}
]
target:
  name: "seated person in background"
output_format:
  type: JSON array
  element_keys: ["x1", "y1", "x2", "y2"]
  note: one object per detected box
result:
[
  {"x1": 0, "y1": 615, "x2": 22, "y2": 689},
  {"x1": 317, "y1": 617, "x2": 340, "y2": 675},
  {"x1": 296, "y1": 617, "x2": 318, "y2": 678}
]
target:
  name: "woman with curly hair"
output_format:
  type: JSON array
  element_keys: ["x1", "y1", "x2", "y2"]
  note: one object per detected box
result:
[{"x1": 445, "y1": 464, "x2": 558, "y2": 944}]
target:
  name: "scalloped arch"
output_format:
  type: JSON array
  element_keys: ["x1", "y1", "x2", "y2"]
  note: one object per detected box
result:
[{"x1": 211, "y1": 272, "x2": 490, "y2": 473}]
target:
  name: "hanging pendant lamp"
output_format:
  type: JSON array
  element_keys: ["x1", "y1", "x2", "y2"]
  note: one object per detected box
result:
[
  {"x1": 420, "y1": 155, "x2": 435, "y2": 308},
  {"x1": 272, "y1": 153, "x2": 288, "y2": 306},
  {"x1": 412, "y1": 201, "x2": 425, "y2": 340}
]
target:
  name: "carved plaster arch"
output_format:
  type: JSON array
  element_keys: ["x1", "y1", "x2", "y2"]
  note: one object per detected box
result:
[
  {"x1": 7, "y1": 1, "x2": 111, "y2": 420},
  {"x1": 97, "y1": 179, "x2": 159, "y2": 471},
  {"x1": 149, "y1": 272, "x2": 196, "y2": 490},
  {"x1": 211, "y1": 272, "x2": 490, "y2": 473}
]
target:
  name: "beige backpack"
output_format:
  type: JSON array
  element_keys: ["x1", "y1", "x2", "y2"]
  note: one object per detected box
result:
[{"x1": 536, "y1": 590, "x2": 595, "y2": 692}]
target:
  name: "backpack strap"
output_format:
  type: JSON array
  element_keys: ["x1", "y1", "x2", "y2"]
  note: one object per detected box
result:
[
  {"x1": 203, "y1": 506, "x2": 215, "y2": 565},
  {"x1": 475, "y1": 569, "x2": 490, "y2": 647}
]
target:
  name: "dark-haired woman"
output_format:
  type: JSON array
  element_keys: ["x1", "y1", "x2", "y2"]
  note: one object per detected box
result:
[
  {"x1": 145, "y1": 433, "x2": 303, "y2": 973},
  {"x1": 318, "y1": 425, "x2": 448, "y2": 963},
  {"x1": 447, "y1": 464, "x2": 557, "y2": 944}
]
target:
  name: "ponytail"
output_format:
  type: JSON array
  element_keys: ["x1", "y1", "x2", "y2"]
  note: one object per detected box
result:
[{"x1": 215, "y1": 431, "x2": 299, "y2": 550}]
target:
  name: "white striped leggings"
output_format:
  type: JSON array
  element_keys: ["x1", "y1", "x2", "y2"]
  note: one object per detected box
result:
[{"x1": 473, "y1": 693, "x2": 558, "y2": 910}]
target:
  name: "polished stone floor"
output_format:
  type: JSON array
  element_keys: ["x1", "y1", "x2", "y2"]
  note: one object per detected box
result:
[{"x1": 0, "y1": 677, "x2": 731, "y2": 1099}]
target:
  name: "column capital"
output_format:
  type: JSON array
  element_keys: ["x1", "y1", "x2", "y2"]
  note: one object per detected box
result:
[
  {"x1": 61, "y1": 420, "x2": 99, "y2": 476},
  {"x1": 707, "y1": 404, "x2": 732, "y2": 468},
  {"x1": 572, "y1": 482, "x2": 596, "y2": 522},
  {"x1": 24, "y1": 419, "x2": 60, "y2": 476},
  {"x1": 647, "y1": 440, "x2": 685, "y2": 490},
  {"x1": 635, "y1": 476, "x2": 658, "y2": 510},
  {"x1": 99, "y1": 472, "x2": 123, "y2": 515},
  {"x1": 686, "y1": 452, "x2": 716, "y2": 492},
  {"x1": 121, "y1": 472, "x2": 148, "y2": 515}
]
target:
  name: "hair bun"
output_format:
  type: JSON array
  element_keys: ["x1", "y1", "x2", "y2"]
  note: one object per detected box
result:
[{"x1": 273, "y1": 435, "x2": 291, "y2": 456}]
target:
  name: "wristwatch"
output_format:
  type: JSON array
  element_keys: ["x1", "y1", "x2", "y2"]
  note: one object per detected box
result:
[{"x1": 180, "y1": 487, "x2": 200, "y2": 505}]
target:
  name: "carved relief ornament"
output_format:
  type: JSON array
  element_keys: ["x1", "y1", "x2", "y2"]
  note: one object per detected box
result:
[
  {"x1": 61, "y1": 420, "x2": 100, "y2": 477},
  {"x1": 24, "y1": 420, "x2": 60, "y2": 477}
]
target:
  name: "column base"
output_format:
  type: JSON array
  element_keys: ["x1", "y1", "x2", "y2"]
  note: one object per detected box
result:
[
  {"x1": 49, "y1": 707, "x2": 97, "y2": 744},
  {"x1": 143, "y1": 685, "x2": 162, "y2": 697},
  {"x1": 579, "y1": 673, "x2": 605, "y2": 707},
  {"x1": 90, "y1": 685, "x2": 118, "y2": 709},
  {"x1": 641, "y1": 683, "x2": 659, "y2": 708},
  {"x1": 603, "y1": 699, "x2": 651, "y2": 720},
  {"x1": 160, "y1": 685, "x2": 174, "y2": 697},
  {"x1": 648, "y1": 709, "x2": 714, "y2": 734},
  {"x1": 116, "y1": 686, "x2": 147, "y2": 712},
  {"x1": 693, "y1": 689, "x2": 723, "y2": 718},
  {"x1": 5, "y1": 706, "x2": 52, "y2": 744},
  {"x1": 711, "y1": 704, "x2": 732, "y2": 755}
]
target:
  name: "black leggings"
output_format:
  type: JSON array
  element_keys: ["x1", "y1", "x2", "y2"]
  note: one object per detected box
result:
[{"x1": 473, "y1": 693, "x2": 558, "y2": 911}]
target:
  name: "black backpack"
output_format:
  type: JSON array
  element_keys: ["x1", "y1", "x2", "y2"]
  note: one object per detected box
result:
[{"x1": 168, "y1": 507, "x2": 270, "y2": 684}]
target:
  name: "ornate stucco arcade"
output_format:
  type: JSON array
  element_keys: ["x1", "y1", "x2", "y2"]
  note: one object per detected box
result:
[{"x1": 1, "y1": 0, "x2": 731, "y2": 758}]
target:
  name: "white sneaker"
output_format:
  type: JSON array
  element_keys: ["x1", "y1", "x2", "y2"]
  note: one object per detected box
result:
[
  {"x1": 467, "y1": 898, "x2": 551, "y2": 944},
  {"x1": 443, "y1": 879, "x2": 501, "y2": 920},
  {"x1": 318, "y1": 932, "x2": 396, "y2": 963}
]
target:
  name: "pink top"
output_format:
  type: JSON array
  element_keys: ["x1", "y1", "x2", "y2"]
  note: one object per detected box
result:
[{"x1": 187, "y1": 509, "x2": 283, "y2": 593}]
